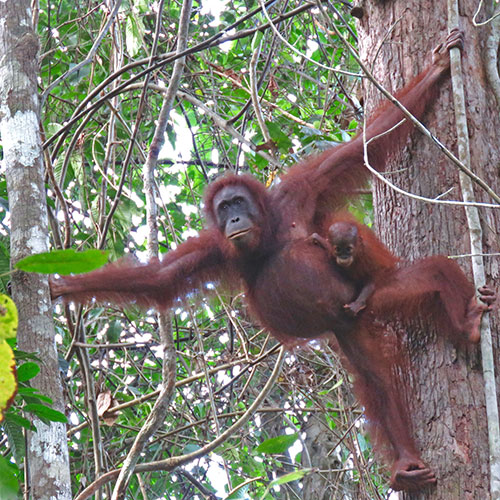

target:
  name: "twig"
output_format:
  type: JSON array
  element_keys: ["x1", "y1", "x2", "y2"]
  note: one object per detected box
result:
[
  {"x1": 472, "y1": 1, "x2": 500, "y2": 26},
  {"x1": 177, "y1": 90, "x2": 280, "y2": 167},
  {"x1": 41, "y1": 0, "x2": 123, "y2": 105},
  {"x1": 75, "y1": 348, "x2": 286, "y2": 500},
  {"x1": 328, "y1": 13, "x2": 500, "y2": 205},
  {"x1": 249, "y1": 34, "x2": 273, "y2": 147},
  {"x1": 258, "y1": 0, "x2": 360, "y2": 76},
  {"x1": 44, "y1": 0, "x2": 320, "y2": 155},
  {"x1": 110, "y1": 1, "x2": 192, "y2": 497},
  {"x1": 67, "y1": 345, "x2": 281, "y2": 437},
  {"x1": 362, "y1": 122, "x2": 500, "y2": 208},
  {"x1": 484, "y1": 8, "x2": 500, "y2": 106}
]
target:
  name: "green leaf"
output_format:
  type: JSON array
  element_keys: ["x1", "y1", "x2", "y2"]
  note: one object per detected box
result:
[
  {"x1": 16, "y1": 387, "x2": 40, "y2": 395},
  {"x1": 23, "y1": 404, "x2": 68, "y2": 423},
  {"x1": 265, "y1": 121, "x2": 293, "y2": 153},
  {"x1": 0, "y1": 455, "x2": 19, "y2": 500},
  {"x1": 270, "y1": 468, "x2": 312, "y2": 486},
  {"x1": 67, "y1": 62, "x2": 91, "y2": 84},
  {"x1": 0, "y1": 238, "x2": 11, "y2": 294},
  {"x1": 45, "y1": 122, "x2": 63, "y2": 138},
  {"x1": 135, "y1": 0, "x2": 149, "y2": 12},
  {"x1": 225, "y1": 483, "x2": 250, "y2": 499},
  {"x1": 251, "y1": 31, "x2": 264, "y2": 51},
  {"x1": 17, "y1": 362, "x2": 40, "y2": 382},
  {"x1": 258, "y1": 469, "x2": 312, "y2": 500},
  {"x1": 4, "y1": 411, "x2": 33, "y2": 431},
  {"x1": 70, "y1": 153, "x2": 84, "y2": 185},
  {"x1": 15, "y1": 249, "x2": 109, "y2": 275},
  {"x1": 106, "y1": 320, "x2": 122, "y2": 343},
  {"x1": 23, "y1": 393, "x2": 53, "y2": 405},
  {"x1": 256, "y1": 433, "x2": 298, "y2": 454},
  {"x1": 183, "y1": 443, "x2": 201, "y2": 454},
  {"x1": 357, "y1": 432, "x2": 369, "y2": 453},
  {"x1": 126, "y1": 15, "x2": 144, "y2": 57},
  {"x1": 3, "y1": 413, "x2": 29, "y2": 462}
]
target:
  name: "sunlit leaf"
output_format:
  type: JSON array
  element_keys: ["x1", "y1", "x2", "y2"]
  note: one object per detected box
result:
[
  {"x1": 0, "y1": 295, "x2": 17, "y2": 423},
  {"x1": 15, "y1": 249, "x2": 109, "y2": 275},
  {"x1": 0, "y1": 295, "x2": 17, "y2": 340},
  {"x1": 125, "y1": 15, "x2": 144, "y2": 57},
  {"x1": 270, "y1": 468, "x2": 312, "y2": 485},
  {"x1": 0, "y1": 341, "x2": 16, "y2": 423}
]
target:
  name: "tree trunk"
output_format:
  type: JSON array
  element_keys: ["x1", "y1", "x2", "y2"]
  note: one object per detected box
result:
[
  {"x1": 301, "y1": 411, "x2": 363, "y2": 499},
  {"x1": 356, "y1": 1, "x2": 500, "y2": 498},
  {"x1": 0, "y1": 1, "x2": 71, "y2": 498}
]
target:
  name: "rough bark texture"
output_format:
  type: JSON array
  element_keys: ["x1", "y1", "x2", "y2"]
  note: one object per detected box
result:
[
  {"x1": 301, "y1": 413, "x2": 347, "y2": 499},
  {"x1": 356, "y1": 1, "x2": 500, "y2": 498},
  {"x1": 301, "y1": 410, "x2": 367, "y2": 499},
  {"x1": 0, "y1": 1, "x2": 71, "y2": 499}
]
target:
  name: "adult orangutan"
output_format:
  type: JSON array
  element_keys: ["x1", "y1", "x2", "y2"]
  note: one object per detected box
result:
[{"x1": 51, "y1": 30, "x2": 488, "y2": 491}]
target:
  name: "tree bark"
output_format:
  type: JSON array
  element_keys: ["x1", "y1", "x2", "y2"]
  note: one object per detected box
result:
[
  {"x1": 0, "y1": 1, "x2": 71, "y2": 499},
  {"x1": 356, "y1": 1, "x2": 500, "y2": 498}
]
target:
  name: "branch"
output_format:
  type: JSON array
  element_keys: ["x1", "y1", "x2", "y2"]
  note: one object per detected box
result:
[
  {"x1": 472, "y1": 1, "x2": 500, "y2": 26},
  {"x1": 44, "y1": 0, "x2": 320, "y2": 155},
  {"x1": 484, "y1": 9, "x2": 500, "y2": 106},
  {"x1": 258, "y1": 0, "x2": 360, "y2": 77},
  {"x1": 67, "y1": 345, "x2": 281, "y2": 437},
  {"x1": 448, "y1": 3, "x2": 500, "y2": 497},
  {"x1": 177, "y1": 90, "x2": 280, "y2": 167},
  {"x1": 362, "y1": 121, "x2": 500, "y2": 209}
]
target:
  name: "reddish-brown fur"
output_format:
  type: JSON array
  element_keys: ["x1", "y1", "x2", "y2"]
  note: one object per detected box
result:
[
  {"x1": 50, "y1": 32, "x2": 484, "y2": 492},
  {"x1": 314, "y1": 215, "x2": 492, "y2": 345},
  {"x1": 321, "y1": 214, "x2": 397, "y2": 280},
  {"x1": 311, "y1": 213, "x2": 398, "y2": 315},
  {"x1": 370, "y1": 257, "x2": 495, "y2": 345},
  {"x1": 312, "y1": 216, "x2": 495, "y2": 489}
]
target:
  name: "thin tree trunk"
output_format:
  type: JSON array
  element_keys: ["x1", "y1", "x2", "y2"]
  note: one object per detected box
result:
[
  {"x1": 0, "y1": 1, "x2": 71, "y2": 498},
  {"x1": 356, "y1": 1, "x2": 500, "y2": 498}
]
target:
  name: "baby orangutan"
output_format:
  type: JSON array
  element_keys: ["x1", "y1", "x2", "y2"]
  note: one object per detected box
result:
[
  {"x1": 308, "y1": 214, "x2": 397, "y2": 316},
  {"x1": 308, "y1": 214, "x2": 496, "y2": 345}
]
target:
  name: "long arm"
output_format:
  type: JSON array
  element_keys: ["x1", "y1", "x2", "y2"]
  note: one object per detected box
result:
[
  {"x1": 50, "y1": 229, "x2": 236, "y2": 309},
  {"x1": 276, "y1": 30, "x2": 462, "y2": 219}
]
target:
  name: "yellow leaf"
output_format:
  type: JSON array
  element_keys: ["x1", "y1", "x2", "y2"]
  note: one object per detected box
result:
[
  {"x1": 0, "y1": 295, "x2": 18, "y2": 340},
  {"x1": 0, "y1": 340, "x2": 17, "y2": 422}
]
